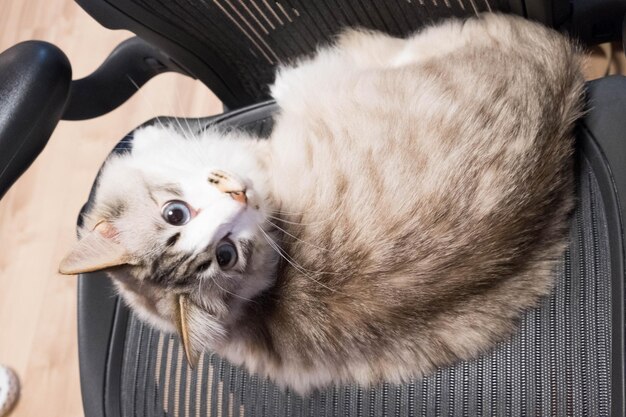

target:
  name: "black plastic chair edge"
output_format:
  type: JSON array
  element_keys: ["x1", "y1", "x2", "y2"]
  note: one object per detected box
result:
[
  {"x1": 580, "y1": 131, "x2": 626, "y2": 417},
  {"x1": 0, "y1": 41, "x2": 71, "y2": 201},
  {"x1": 77, "y1": 273, "x2": 121, "y2": 417},
  {"x1": 580, "y1": 75, "x2": 626, "y2": 417}
]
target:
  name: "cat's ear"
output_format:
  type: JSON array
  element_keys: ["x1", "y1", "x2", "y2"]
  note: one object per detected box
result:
[
  {"x1": 59, "y1": 221, "x2": 132, "y2": 275},
  {"x1": 175, "y1": 294, "x2": 202, "y2": 368}
]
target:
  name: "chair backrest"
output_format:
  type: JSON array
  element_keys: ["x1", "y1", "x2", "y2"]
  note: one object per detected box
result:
[
  {"x1": 75, "y1": 0, "x2": 626, "y2": 109},
  {"x1": 76, "y1": 0, "x2": 525, "y2": 108}
]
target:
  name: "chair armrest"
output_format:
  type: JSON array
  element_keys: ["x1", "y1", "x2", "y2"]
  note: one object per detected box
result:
[
  {"x1": 0, "y1": 41, "x2": 71, "y2": 200},
  {"x1": 62, "y1": 37, "x2": 190, "y2": 121}
]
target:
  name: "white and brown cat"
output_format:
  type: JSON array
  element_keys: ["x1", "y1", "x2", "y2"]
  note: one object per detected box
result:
[{"x1": 60, "y1": 14, "x2": 584, "y2": 394}]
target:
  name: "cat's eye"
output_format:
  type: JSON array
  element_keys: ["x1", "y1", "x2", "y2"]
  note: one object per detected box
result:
[
  {"x1": 161, "y1": 200, "x2": 192, "y2": 226},
  {"x1": 215, "y1": 241, "x2": 238, "y2": 269}
]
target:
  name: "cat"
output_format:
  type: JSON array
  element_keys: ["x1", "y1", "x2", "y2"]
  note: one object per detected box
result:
[{"x1": 60, "y1": 13, "x2": 584, "y2": 394}]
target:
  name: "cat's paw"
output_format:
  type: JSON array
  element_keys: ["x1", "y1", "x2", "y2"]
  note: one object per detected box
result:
[{"x1": 207, "y1": 169, "x2": 247, "y2": 204}]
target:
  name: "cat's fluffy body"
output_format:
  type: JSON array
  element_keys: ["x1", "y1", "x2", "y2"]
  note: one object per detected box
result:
[{"x1": 74, "y1": 14, "x2": 583, "y2": 393}]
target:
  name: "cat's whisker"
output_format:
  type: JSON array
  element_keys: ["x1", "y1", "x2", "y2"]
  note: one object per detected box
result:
[
  {"x1": 259, "y1": 226, "x2": 333, "y2": 275},
  {"x1": 266, "y1": 213, "x2": 335, "y2": 227},
  {"x1": 170, "y1": 111, "x2": 194, "y2": 142},
  {"x1": 170, "y1": 83, "x2": 198, "y2": 142},
  {"x1": 267, "y1": 205, "x2": 317, "y2": 216},
  {"x1": 266, "y1": 199, "x2": 346, "y2": 227},
  {"x1": 164, "y1": 93, "x2": 193, "y2": 141},
  {"x1": 126, "y1": 75, "x2": 170, "y2": 133},
  {"x1": 206, "y1": 275, "x2": 259, "y2": 304},
  {"x1": 147, "y1": 75, "x2": 200, "y2": 145},
  {"x1": 267, "y1": 199, "x2": 341, "y2": 217},
  {"x1": 259, "y1": 227, "x2": 320, "y2": 278},
  {"x1": 263, "y1": 218, "x2": 334, "y2": 254},
  {"x1": 259, "y1": 227, "x2": 345, "y2": 293},
  {"x1": 267, "y1": 210, "x2": 310, "y2": 217}
]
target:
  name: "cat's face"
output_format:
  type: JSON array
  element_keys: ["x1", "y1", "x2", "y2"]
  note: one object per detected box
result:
[{"x1": 60, "y1": 125, "x2": 278, "y2": 361}]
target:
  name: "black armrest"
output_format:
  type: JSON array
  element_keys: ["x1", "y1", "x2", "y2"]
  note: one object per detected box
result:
[
  {"x1": 0, "y1": 41, "x2": 71, "y2": 200},
  {"x1": 62, "y1": 37, "x2": 190, "y2": 121}
]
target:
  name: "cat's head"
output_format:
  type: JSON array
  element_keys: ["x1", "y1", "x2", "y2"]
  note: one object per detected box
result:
[{"x1": 60, "y1": 125, "x2": 278, "y2": 364}]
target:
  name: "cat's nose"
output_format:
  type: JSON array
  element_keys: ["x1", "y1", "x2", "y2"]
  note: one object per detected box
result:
[{"x1": 208, "y1": 170, "x2": 248, "y2": 205}]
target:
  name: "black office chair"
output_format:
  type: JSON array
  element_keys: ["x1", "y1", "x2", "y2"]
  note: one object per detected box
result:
[{"x1": 1, "y1": 0, "x2": 626, "y2": 415}]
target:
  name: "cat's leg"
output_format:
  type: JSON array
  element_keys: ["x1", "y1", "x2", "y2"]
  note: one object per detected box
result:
[
  {"x1": 339, "y1": 14, "x2": 529, "y2": 69},
  {"x1": 336, "y1": 28, "x2": 406, "y2": 69},
  {"x1": 390, "y1": 14, "x2": 532, "y2": 67},
  {"x1": 336, "y1": 21, "x2": 476, "y2": 69}
]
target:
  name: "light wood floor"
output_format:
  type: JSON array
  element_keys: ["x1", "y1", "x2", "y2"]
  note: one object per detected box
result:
[
  {"x1": 0, "y1": 1, "x2": 621, "y2": 416},
  {"x1": 0, "y1": 1, "x2": 221, "y2": 416}
]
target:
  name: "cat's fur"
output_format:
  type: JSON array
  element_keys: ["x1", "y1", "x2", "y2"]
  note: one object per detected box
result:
[{"x1": 61, "y1": 14, "x2": 584, "y2": 393}]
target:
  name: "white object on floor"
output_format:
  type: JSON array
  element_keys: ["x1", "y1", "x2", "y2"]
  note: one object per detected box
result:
[{"x1": 0, "y1": 366, "x2": 19, "y2": 416}]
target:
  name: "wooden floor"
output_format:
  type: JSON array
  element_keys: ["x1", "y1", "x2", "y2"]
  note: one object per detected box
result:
[
  {"x1": 0, "y1": 1, "x2": 620, "y2": 416},
  {"x1": 0, "y1": 1, "x2": 221, "y2": 416}
]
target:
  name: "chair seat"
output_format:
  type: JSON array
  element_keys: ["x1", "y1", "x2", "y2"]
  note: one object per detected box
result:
[{"x1": 78, "y1": 81, "x2": 625, "y2": 416}]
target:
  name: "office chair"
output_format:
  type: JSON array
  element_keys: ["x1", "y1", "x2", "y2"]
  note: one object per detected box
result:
[{"x1": 1, "y1": 0, "x2": 625, "y2": 415}]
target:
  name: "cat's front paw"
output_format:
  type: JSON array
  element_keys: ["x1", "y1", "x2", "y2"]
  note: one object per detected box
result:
[{"x1": 208, "y1": 169, "x2": 247, "y2": 204}]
